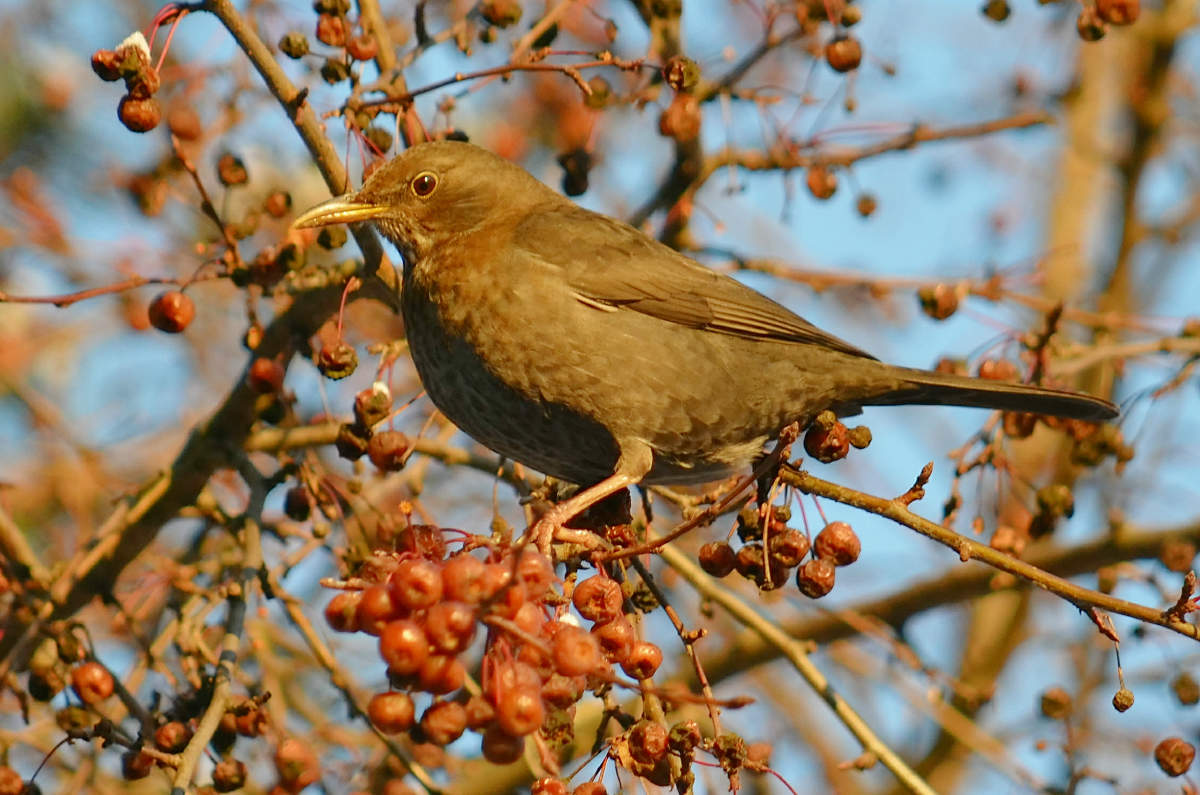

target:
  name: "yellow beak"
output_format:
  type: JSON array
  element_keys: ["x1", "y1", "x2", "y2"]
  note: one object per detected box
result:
[{"x1": 291, "y1": 195, "x2": 390, "y2": 229}]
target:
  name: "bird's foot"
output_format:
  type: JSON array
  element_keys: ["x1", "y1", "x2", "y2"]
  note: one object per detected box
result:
[{"x1": 529, "y1": 511, "x2": 604, "y2": 556}]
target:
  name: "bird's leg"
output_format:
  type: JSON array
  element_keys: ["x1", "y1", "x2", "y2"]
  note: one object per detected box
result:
[{"x1": 527, "y1": 443, "x2": 653, "y2": 555}]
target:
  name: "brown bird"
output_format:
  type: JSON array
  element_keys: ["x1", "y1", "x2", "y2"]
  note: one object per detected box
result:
[{"x1": 294, "y1": 140, "x2": 1117, "y2": 548}]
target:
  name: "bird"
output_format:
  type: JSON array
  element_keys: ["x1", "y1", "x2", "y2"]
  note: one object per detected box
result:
[{"x1": 293, "y1": 140, "x2": 1117, "y2": 549}]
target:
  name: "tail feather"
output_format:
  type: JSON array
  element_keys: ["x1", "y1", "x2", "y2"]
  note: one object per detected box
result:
[{"x1": 864, "y1": 367, "x2": 1118, "y2": 422}]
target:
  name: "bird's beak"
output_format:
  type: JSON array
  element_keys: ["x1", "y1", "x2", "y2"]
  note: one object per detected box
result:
[{"x1": 291, "y1": 194, "x2": 389, "y2": 229}]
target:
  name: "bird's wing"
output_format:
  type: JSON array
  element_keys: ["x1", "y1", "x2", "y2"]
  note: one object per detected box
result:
[{"x1": 514, "y1": 205, "x2": 876, "y2": 360}]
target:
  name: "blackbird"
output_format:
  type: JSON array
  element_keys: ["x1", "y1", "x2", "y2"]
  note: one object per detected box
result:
[{"x1": 294, "y1": 140, "x2": 1116, "y2": 547}]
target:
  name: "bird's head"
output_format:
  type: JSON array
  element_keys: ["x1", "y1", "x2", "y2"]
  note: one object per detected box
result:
[{"x1": 292, "y1": 140, "x2": 557, "y2": 263}]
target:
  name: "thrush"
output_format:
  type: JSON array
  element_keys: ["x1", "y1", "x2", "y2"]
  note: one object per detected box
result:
[{"x1": 294, "y1": 140, "x2": 1117, "y2": 549}]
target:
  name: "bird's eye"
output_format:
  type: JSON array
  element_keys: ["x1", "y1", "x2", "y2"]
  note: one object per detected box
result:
[{"x1": 411, "y1": 172, "x2": 438, "y2": 197}]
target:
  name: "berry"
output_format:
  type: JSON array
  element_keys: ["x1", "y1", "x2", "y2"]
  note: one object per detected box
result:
[
  {"x1": 315, "y1": 13, "x2": 348, "y2": 47},
  {"x1": 274, "y1": 737, "x2": 320, "y2": 791},
  {"x1": 592, "y1": 618, "x2": 634, "y2": 663},
  {"x1": 354, "y1": 384, "x2": 393, "y2": 427},
  {"x1": 481, "y1": 724, "x2": 525, "y2": 764},
  {"x1": 118, "y1": 95, "x2": 161, "y2": 132},
  {"x1": 629, "y1": 720, "x2": 669, "y2": 764},
  {"x1": 217, "y1": 153, "x2": 248, "y2": 187},
  {"x1": 389, "y1": 558, "x2": 444, "y2": 611},
  {"x1": 368, "y1": 691, "x2": 416, "y2": 733},
  {"x1": 552, "y1": 626, "x2": 603, "y2": 677},
  {"x1": 122, "y1": 750, "x2": 153, "y2": 780},
  {"x1": 417, "y1": 654, "x2": 466, "y2": 695},
  {"x1": 814, "y1": 522, "x2": 860, "y2": 566},
  {"x1": 155, "y1": 720, "x2": 192, "y2": 753},
  {"x1": 804, "y1": 416, "x2": 849, "y2": 462},
  {"x1": 768, "y1": 529, "x2": 810, "y2": 568},
  {"x1": 532, "y1": 780, "x2": 568, "y2": 795},
  {"x1": 1096, "y1": 0, "x2": 1138, "y2": 25},
  {"x1": 91, "y1": 49, "x2": 123, "y2": 81},
  {"x1": 621, "y1": 641, "x2": 663, "y2": 680},
  {"x1": 572, "y1": 576, "x2": 624, "y2": 624},
  {"x1": 279, "y1": 31, "x2": 310, "y2": 59},
  {"x1": 357, "y1": 585, "x2": 402, "y2": 635},
  {"x1": 0, "y1": 768, "x2": 22, "y2": 795},
  {"x1": 148, "y1": 290, "x2": 195, "y2": 333},
  {"x1": 1112, "y1": 687, "x2": 1134, "y2": 712},
  {"x1": 805, "y1": 164, "x2": 837, "y2": 200},
  {"x1": 515, "y1": 549, "x2": 556, "y2": 598},
  {"x1": 464, "y1": 694, "x2": 497, "y2": 729},
  {"x1": 442, "y1": 554, "x2": 488, "y2": 603},
  {"x1": 424, "y1": 601, "x2": 478, "y2": 654},
  {"x1": 824, "y1": 35, "x2": 862, "y2": 72},
  {"x1": 494, "y1": 684, "x2": 545, "y2": 736},
  {"x1": 1155, "y1": 737, "x2": 1195, "y2": 777},
  {"x1": 379, "y1": 620, "x2": 429, "y2": 676},
  {"x1": 1040, "y1": 687, "x2": 1072, "y2": 720},
  {"x1": 71, "y1": 661, "x2": 114, "y2": 704},
  {"x1": 480, "y1": 0, "x2": 523, "y2": 27},
  {"x1": 368, "y1": 430, "x2": 410, "y2": 471},
  {"x1": 420, "y1": 701, "x2": 467, "y2": 746},
  {"x1": 661, "y1": 55, "x2": 701, "y2": 92},
  {"x1": 796, "y1": 558, "x2": 836, "y2": 598},
  {"x1": 212, "y1": 758, "x2": 247, "y2": 792},
  {"x1": 698, "y1": 541, "x2": 736, "y2": 577},
  {"x1": 918, "y1": 284, "x2": 959, "y2": 321},
  {"x1": 324, "y1": 591, "x2": 361, "y2": 632},
  {"x1": 284, "y1": 486, "x2": 311, "y2": 522}
]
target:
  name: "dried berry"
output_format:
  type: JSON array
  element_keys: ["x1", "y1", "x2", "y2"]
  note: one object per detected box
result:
[
  {"x1": 274, "y1": 737, "x2": 320, "y2": 790},
  {"x1": 317, "y1": 342, "x2": 358, "y2": 379},
  {"x1": 1154, "y1": 736, "x2": 1195, "y2": 777},
  {"x1": 658, "y1": 93, "x2": 701, "y2": 142},
  {"x1": 917, "y1": 284, "x2": 959, "y2": 320},
  {"x1": 572, "y1": 576, "x2": 624, "y2": 624},
  {"x1": 368, "y1": 691, "x2": 416, "y2": 733},
  {"x1": 982, "y1": 0, "x2": 1010, "y2": 22},
  {"x1": 481, "y1": 0, "x2": 523, "y2": 27},
  {"x1": 335, "y1": 422, "x2": 370, "y2": 460},
  {"x1": 1040, "y1": 686, "x2": 1072, "y2": 720},
  {"x1": 368, "y1": 430, "x2": 410, "y2": 471},
  {"x1": 662, "y1": 55, "x2": 701, "y2": 92},
  {"x1": 1076, "y1": 6, "x2": 1107, "y2": 41},
  {"x1": 804, "y1": 414, "x2": 849, "y2": 463},
  {"x1": 805, "y1": 164, "x2": 837, "y2": 200},
  {"x1": 217, "y1": 153, "x2": 249, "y2": 187},
  {"x1": 148, "y1": 290, "x2": 195, "y2": 333},
  {"x1": 795, "y1": 558, "x2": 835, "y2": 598},
  {"x1": 118, "y1": 95, "x2": 160, "y2": 132},
  {"x1": 698, "y1": 541, "x2": 737, "y2": 577},
  {"x1": 1096, "y1": 0, "x2": 1138, "y2": 25},
  {"x1": 212, "y1": 758, "x2": 247, "y2": 792},
  {"x1": 814, "y1": 521, "x2": 860, "y2": 566},
  {"x1": 1111, "y1": 687, "x2": 1134, "y2": 712},
  {"x1": 279, "y1": 31, "x2": 310, "y2": 58}
]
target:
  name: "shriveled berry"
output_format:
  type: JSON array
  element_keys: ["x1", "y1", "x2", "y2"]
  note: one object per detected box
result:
[
  {"x1": 1172, "y1": 672, "x2": 1200, "y2": 706},
  {"x1": 354, "y1": 383, "x2": 392, "y2": 427},
  {"x1": 315, "y1": 13, "x2": 348, "y2": 47},
  {"x1": 1112, "y1": 687, "x2": 1134, "y2": 712},
  {"x1": 796, "y1": 558, "x2": 836, "y2": 598},
  {"x1": 541, "y1": 673, "x2": 586, "y2": 709},
  {"x1": 284, "y1": 486, "x2": 312, "y2": 522},
  {"x1": 464, "y1": 693, "x2": 497, "y2": 729},
  {"x1": 1040, "y1": 687, "x2": 1072, "y2": 720},
  {"x1": 0, "y1": 768, "x2": 22, "y2": 795},
  {"x1": 118, "y1": 95, "x2": 160, "y2": 132},
  {"x1": 1160, "y1": 539, "x2": 1196, "y2": 573},
  {"x1": 368, "y1": 430, "x2": 410, "y2": 471},
  {"x1": 480, "y1": 0, "x2": 523, "y2": 27},
  {"x1": 698, "y1": 541, "x2": 736, "y2": 577},
  {"x1": 592, "y1": 618, "x2": 634, "y2": 663},
  {"x1": 629, "y1": 720, "x2": 669, "y2": 764},
  {"x1": 71, "y1": 661, "x2": 114, "y2": 704},
  {"x1": 662, "y1": 55, "x2": 700, "y2": 92},
  {"x1": 148, "y1": 290, "x2": 195, "y2": 333},
  {"x1": 978, "y1": 358, "x2": 1019, "y2": 381},
  {"x1": 814, "y1": 521, "x2": 860, "y2": 566},
  {"x1": 379, "y1": 619, "x2": 428, "y2": 676},
  {"x1": 279, "y1": 31, "x2": 310, "y2": 59},
  {"x1": 621, "y1": 641, "x2": 662, "y2": 680},
  {"x1": 918, "y1": 284, "x2": 959, "y2": 320},
  {"x1": 515, "y1": 549, "x2": 555, "y2": 598},
  {"x1": 658, "y1": 93, "x2": 701, "y2": 142},
  {"x1": 217, "y1": 153, "x2": 248, "y2": 187},
  {"x1": 1155, "y1": 736, "x2": 1195, "y2": 777},
  {"x1": 734, "y1": 543, "x2": 766, "y2": 581},
  {"x1": 335, "y1": 423, "x2": 370, "y2": 460},
  {"x1": 390, "y1": 558, "x2": 444, "y2": 610},
  {"x1": 572, "y1": 576, "x2": 624, "y2": 624},
  {"x1": 768, "y1": 529, "x2": 810, "y2": 568},
  {"x1": 368, "y1": 691, "x2": 415, "y2": 733},
  {"x1": 91, "y1": 49, "x2": 123, "y2": 81},
  {"x1": 804, "y1": 417, "x2": 849, "y2": 462},
  {"x1": 347, "y1": 33, "x2": 380, "y2": 61},
  {"x1": 532, "y1": 779, "x2": 568, "y2": 795}
]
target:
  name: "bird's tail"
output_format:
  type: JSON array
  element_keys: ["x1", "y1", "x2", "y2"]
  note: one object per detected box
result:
[{"x1": 862, "y1": 367, "x2": 1118, "y2": 422}]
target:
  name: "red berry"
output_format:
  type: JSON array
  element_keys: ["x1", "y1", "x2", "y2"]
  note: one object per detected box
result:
[
  {"x1": 796, "y1": 558, "x2": 836, "y2": 598},
  {"x1": 805, "y1": 165, "x2": 838, "y2": 200},
  {"x1": 814, "y1": 521, "x2": 860, "y2": 566},
  {"x1": 572, "y1": 576, "x2": 624, "y2": 624},
  {"x1": 420, "y1": 700, "x2": 467, "y2": 746},
  {"x1": 532, "y1": 780, "x2": 569, "y2": 795},
  {"x1": 1096, "y1": 0, "x2": 1138, "y2": 25},
  {"x1": 541, "y1": 673, "x2": 586, "y2": 709},
  {"x1": 356, "y1": 585, "x2": 402, "y2": 635},
  {"x1": 824, "y1": 35, "x2": 862, "y2": 72},
  {"x1": 515, "y1": 549, "x2": 556, "y2": 598},
  {"x1": 495, "y1": 684, "x2": 545, "y2": 736},
  {"x1": 552, "y1": 626, "x2": 603, "y2": 677},
  {"x1": 118, "y1": 94, "x2": 161, "y2": 132},
  {"x1": 1155, "y1": 736, "x2": 1195, "y2": 777},
  {"x1": 592, "y1": 618, "x2": 634, "y2": 663},
  {"x1": 91, "y1": 49, "x2": 122, "y2": 81},
  {"x1": 442, "y1": 553, "x2": 487, "y2": 603},
  {"x1": 698, "y1": 541, "x2": 736, "y2": 577},
  {"x1": 424, "y1": 601, "x2": 478, "y2": 654},
  {"x1": 464, "y1": 694, "x2": 497, "y2": 729},
  {"x1": 148, "y1": 290, "x2": 195, "y2": 333},
  {"x1": 804, "y1": 419, "x2": 849, "y2": 462},
  {"x1": 368, "y1": 430, "x2": 410, "y2": 471},
  {"x1": 620, "y1": 641, "x2": 662, "y2": 680},
  {"x1": 212, "y1": 758, "x2": 247, "y2": 792},
  {"x1": 417, "y1": 654, "x2": 466, "y2": 695},
  {"x1": 122, "y1": 749, "x2": 153, "y2": 780},
  {"x1": 0, "y1": 767, "x2": 23, "y2": 795},
  {"x1": 324, "y1": 591, "x2": 361, "y2": 633},
  {"x1": 379, "y1": 620, "x2": 429, "y2": 677},
  {"x1": 368, "y1": 691, "x2": 416, "y2": 733},
  {"x1": 389, "y1": 558, "x2": 444, "y2": 611},
  {"x1": 629, "y1": 720, "x2": 669, "y2": 764},
  {"x1": 71, "y1": 661, "x2": 114, "y2": 704},
  {"x1": 768, "y1": 529, "x2": 810, "y2": 568}
]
